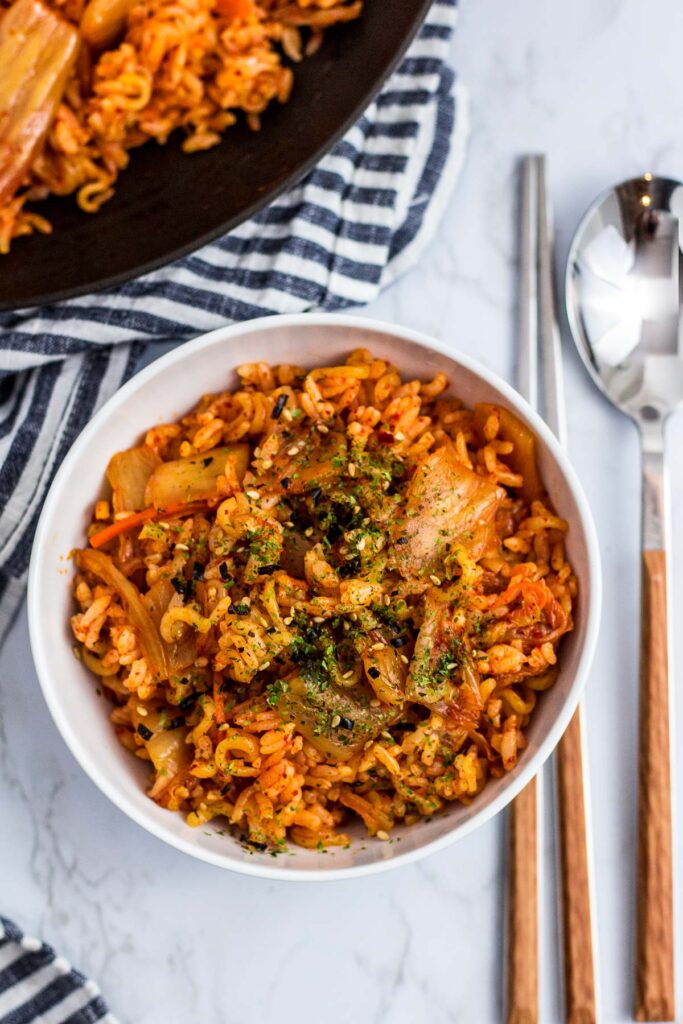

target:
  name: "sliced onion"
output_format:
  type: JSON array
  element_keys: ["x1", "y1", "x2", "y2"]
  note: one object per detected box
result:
[
  {"x1": 130, "y1": 704, "x2": 191, "y2": 790},
  {"x1": 77, "y1": 548, "x2": 168, "y2": 681},
  {"x1": 107, "y1": 445, "x2": 161, "y2": 513},
  {"x1": 143, "y1": 577, "x2": 196, "y2": 673},
  {"x1": 81, "y1": 647, "x2": 119, "y2": 677},
  {"x1": 146, "y1": 727, "x2": 189, "y2": 778}
]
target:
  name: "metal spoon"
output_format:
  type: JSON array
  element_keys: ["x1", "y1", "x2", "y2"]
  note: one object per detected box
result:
[{"x1": 566, "y1": 173, "x2": 680, "y2": 1023}]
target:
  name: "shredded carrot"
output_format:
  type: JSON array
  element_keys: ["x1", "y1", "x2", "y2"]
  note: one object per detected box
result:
[
  {"x1": 213, "y1": 674, "x2": 227, "y2": 725},
  {"x1": 89, "y1": 500, "x2": 209, "y2": 548},
  {"x1": 215, "y1": 0, "x2": 254, "y2": 17}
]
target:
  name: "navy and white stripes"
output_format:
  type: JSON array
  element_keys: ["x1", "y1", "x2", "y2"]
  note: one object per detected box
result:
[
  {"x1": 0, "y1": 919, "x2": 117, "y2": 1024},
  {"x1": 0, "y1": 0, "x2": 465, "y2": 646}
]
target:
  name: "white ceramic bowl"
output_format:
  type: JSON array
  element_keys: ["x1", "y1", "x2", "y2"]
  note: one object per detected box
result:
[{"x1": 28, "y1": 314, "x2": 601, "y2": 881}]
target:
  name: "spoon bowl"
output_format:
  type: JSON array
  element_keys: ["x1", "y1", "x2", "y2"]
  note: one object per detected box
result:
[{"x1": 566, "y1": 173, "x2": 683, "y2": 433}]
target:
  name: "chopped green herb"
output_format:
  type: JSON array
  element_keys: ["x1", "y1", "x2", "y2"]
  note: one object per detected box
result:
[{"x1": 265, "y1": 679, "x2": 289, "y2": 707}]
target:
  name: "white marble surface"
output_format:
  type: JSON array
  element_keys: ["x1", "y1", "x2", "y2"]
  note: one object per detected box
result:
[{"x1": 3, "y1": 1, "x2": 683, "y2": 1021}]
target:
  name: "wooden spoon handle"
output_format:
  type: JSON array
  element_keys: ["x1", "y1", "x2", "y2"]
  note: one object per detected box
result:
[
  {"x1": 556, "y1": 706, "x2": 597, "y2": 1023},
  {"x1": 635, "y1": 548, "x2": 675, "y2": 1022},
  {"x1": 507, "y1": 777, "x2": 538, "y2": 1024}
]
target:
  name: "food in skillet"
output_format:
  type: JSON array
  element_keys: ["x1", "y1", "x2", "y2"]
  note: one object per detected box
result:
[
  {"x1": 70, "y1": 351, "x2": 576, "y2": 850},
  {"x1": 0, "y1": 0, "x2": 361, "y2": 252}
]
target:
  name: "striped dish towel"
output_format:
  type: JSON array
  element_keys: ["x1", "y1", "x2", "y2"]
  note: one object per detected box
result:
[
  {"x1": 0, "y1": 0, "x2": 466, "y2": 649},
  {"x1": 0, "y1": 919, "x2": 117, "y2": 1024}
]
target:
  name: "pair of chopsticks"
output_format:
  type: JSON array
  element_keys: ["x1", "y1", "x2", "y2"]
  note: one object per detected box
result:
[{"x1": 506, "y1": 156, "x2": 598, "y2": 1024}]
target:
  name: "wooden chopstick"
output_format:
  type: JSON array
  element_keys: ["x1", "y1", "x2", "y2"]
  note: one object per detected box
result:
[
  {"x1": 636, "y1": 544, "x2": 675, "y2": 1021},
  {"x1": 557, "y1": 709, "x2": 598, "y2": 1022},
  {"x1": 537, "y1": 155, "x2": 598, "y2": 1024},
  {"x1": 506, "y1": 154, "x2": 541, "y2": 1024},
  {"x1": 506, "y1": 156, "x2": 598, "y2": 1024},
  {"x1": 507, "y1": 778, "x2": 539, "y2": 1024}
]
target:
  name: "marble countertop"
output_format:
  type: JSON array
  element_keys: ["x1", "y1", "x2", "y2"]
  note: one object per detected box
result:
[{"x1": 3, "y1": 1, "x2": 683, "y2": 1021}]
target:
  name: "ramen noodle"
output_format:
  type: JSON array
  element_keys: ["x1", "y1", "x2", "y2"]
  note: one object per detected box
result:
[
  {"x1": 70, "y1": 350, "x2": 576, "y2": 851},
  {"x1": 0, "y1": 0, "x2": 361, "y2": 252}
]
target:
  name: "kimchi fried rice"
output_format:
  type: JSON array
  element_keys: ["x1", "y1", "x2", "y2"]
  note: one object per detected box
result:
[
  {"x1": 70, "y1": 350, "x2": 576, "y2": 851},
  {"x1": 0, "y1": 0, "x2": 361, "y2": 252}
]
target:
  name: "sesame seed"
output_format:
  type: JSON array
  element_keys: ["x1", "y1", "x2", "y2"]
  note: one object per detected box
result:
[
  {"x1": 137, "y1": 706, "x2": 148, "y2": 716},
  {"x1": 331, "y1": 714, "x2": 341, "y2": 728},
  {"x1": 194, "y1": 656, "x2": 209, "y2": 667},
  {"x1": 287, "y1": 446, "x2": 299, "y2": 456},
  {"x1": 377, "y1": 830, "x2": 390, "y2": 841},
  {"x1": 246, "y1": 490, "x2": 260, "y2": 500},
  {"x1": 285, "y1": 521, "x2": 294, "y2": 528},
  {"x1": 253, "y1": 447, "x2": 262, "y2": 458},
  {"x1": 114, "y1": 511, "x2": 133, "y2": 520},
  {"x1": 429, "y1": 574, "x2": 442, "y2": 586},
  {"x1": 342, "y1": 669, "x2": 354, "y2": 679},
  {"x1": 316, "y1": 423, "x2": 329, "y2": 434},
  {"x1": 370, "y1": 699, "x2": 380, "y2": 708},
  {"x1": 282, "y1": 409, "x2": 293, "y2": 422},
  {"x1": 357, "y1": 537, "x2": 366, "y2": 551},
  {"x1": 348, "y1": 462, "x2": 357, "y2": 476},
  {"x1": 395, "y1": 431, "x2": 405, "y2": 441},
  {"x1": 371, "y1": 642, "x2": 385, "y2": 651},
  {"x1": 446, "y1": 662, "x2": 457, "y2": 671},
  {"x1": 400, "y1": 654, "x2": 409, "y2": 665},
  {"x1": 313, "y1": 616, "x2": 325, "y2": 624},
  {"x1": 175, "y1": 543, "x2": 189, "y2": 551},
  {"x1": 305, "y1": 527, "x2": 314, "y2": 537},
  {"x1": 283, "y1": 616, "x2": 293, "y2": 625},
  {"x1": 261, "y1": 661, "x2": 270, "y2": 670},
  {"x1": 343, "y1": 621, "x2": 350, "y2": 631},
  {"x1": 261, "y1": 459, "x2": 273, "y2": 470}
]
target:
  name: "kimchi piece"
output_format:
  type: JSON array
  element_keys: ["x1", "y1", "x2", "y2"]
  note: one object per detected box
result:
[
  {"x1": 392, "y1": 445, "x2": 505, "y2": 579},
  {"x1": 0, "y1": 0, "x2": 79, "y2": 205}
]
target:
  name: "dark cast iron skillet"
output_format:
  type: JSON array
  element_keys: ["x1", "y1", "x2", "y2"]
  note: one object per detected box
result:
[{"x1": 0, "y1": 0, "x2": 433, "y2": 310}]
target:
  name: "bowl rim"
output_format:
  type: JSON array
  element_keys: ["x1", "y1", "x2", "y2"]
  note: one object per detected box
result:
[{"x1": 27, "y1": 313, "x2": 602, "y2": 881}]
